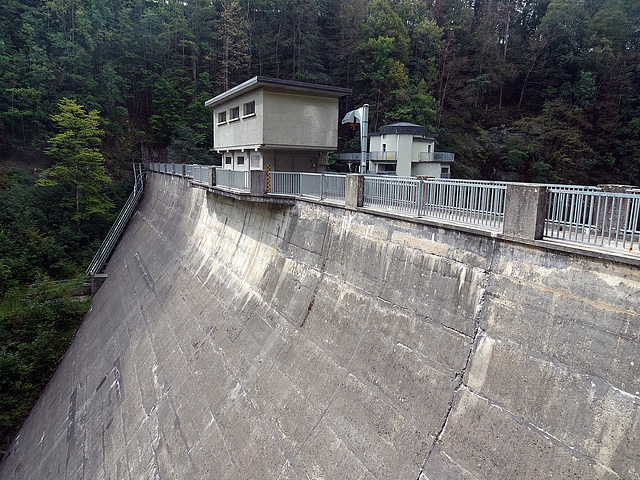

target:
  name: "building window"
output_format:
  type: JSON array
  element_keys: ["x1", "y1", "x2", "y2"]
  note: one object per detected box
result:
[
  {"x1": 243, "y1": 101, "x2": 255, "y2": 117},
  {"x1": 230, "y1": 106, "x2": 240, "y2": 121},
  {"x1": 237, "y1": 155, "x2": 245, "y2": 166},
  {"x1": 225, "y1": 156, "x2": 232, "y2": 165},
  {"x1": 250, "y1": 154, "x2": 261, "y2": 169},
  {"x1": 218, "y1": 111, "x2": 226, "y2": 124}
]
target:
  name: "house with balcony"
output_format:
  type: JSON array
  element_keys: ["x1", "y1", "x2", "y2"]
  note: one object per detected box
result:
[
  {"x1": 368, "y1": 122, "x2": 454, "y2": 177},
  {"x1": 205, "y1": 76, "x2": 351, "y2": 173}
]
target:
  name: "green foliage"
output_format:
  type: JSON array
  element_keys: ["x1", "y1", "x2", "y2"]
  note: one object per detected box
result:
[
  {"x1": 37, "y1": 98, "x2": 113, "y2": 221},
  {"x1": 0, "y1": 0, "x2": 639, "y2": 185},
  {"x1": 0, "y1": 292, "x2": 90, "y2": 447},
  {"x1": 0, "y1": 167, "x2": 131, "y2": 295},
  {"x1": 385, "y1": 79, "x2": 438, "y2": 129},
  {"x1": 150, "y1": 76, "x2": 184, "y2": 143}
]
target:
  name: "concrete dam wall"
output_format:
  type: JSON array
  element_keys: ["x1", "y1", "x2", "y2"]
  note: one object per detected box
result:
[{"x1": 1, "y1": 173, "x2": 639, "y2": 479}]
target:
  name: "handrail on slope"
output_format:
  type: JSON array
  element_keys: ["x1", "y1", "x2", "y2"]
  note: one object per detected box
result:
[{"x1": 86, "y1": 163, "x2": 146, "y2": 275}]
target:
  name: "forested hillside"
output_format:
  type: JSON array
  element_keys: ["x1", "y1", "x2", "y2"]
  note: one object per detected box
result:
[
  {"x1": 0, "y1": 0, "x2": 640, "y2": 184},
  {"x1": 1, "y1": 0, "x2": 639, "y2": 184}
]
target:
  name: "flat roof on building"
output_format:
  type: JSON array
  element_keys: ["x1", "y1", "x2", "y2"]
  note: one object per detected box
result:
[{"x1": 205, "y1": 76, "x2": 352, "y2": 107}]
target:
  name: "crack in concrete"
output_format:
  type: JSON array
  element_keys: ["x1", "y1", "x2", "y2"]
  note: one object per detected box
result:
[
  {"x1": 420, "y1": 239, "x2": 497, "y2": 474},
  {"x1": 297, "y1": 208, "x2": 332, "y2": 329}
]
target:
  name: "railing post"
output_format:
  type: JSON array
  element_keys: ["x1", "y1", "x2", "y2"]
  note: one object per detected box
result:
[
  {"x1": 250, "y1": 170, "x2": 268, "y2": 196},
  {"x1": 415, "y1": 176, "x2": 435, "y2": 218},
  {"x1": 503, "y1": 184, "x2": 548, "y2": 240},
  {"x1": 210, "y1": 166, "x2": 216, "y2": 186},
  {"x1": 345, "y1": 174, "x2": 364, "y2": 210}
]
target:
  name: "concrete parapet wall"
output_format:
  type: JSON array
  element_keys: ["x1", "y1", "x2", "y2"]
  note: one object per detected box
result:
[{"x1": 1, "y1": 173, "x2": 638, "y2": 479}]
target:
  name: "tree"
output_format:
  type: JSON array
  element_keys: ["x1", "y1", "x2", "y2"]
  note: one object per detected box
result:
[
  {"x1": 217, "y1": 0, "x2": 250, "y2": 90},
  {"x1": 37, "y1": 98, "x2": 113, "y2": 222}
]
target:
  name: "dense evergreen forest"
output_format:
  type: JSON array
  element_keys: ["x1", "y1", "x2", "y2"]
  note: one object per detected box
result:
[{"x1": 1, "y1": 0, "x2": 639, "y2": 184}]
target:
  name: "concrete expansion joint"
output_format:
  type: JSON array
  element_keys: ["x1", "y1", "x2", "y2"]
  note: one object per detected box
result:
[
  {"x1": 485, "y1": 330, "x2": 640, "y2": 399},
  {"x1": 462, "y1": 385, "x2": 623, "y2": 477},
  {"x1": 440, "y1": 322, "x2": 475, "y2": 340}
]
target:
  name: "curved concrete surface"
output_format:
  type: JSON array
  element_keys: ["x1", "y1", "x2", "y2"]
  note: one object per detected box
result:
[{"x1": 1, "y1": 173, "x2": 638, "y2": 479}]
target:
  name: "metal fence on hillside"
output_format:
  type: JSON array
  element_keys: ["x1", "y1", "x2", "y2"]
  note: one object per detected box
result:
[{"x1": 87, "y1": 163, "x2": 146, "y2": 275}]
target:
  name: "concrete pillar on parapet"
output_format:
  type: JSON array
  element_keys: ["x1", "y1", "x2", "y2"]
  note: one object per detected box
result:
[
  {"x1": 345, "y1": 174, "x2": 364, "y2": 210},
  {"x1": 90, "y1": 274, "x2": 108, "y2": 295},
  {"x1": 503, "y1": 184, "x2": 548, "y2": 240},
  {"x1": 250, "y1": 170, "x2": 268, "y2": 196}
]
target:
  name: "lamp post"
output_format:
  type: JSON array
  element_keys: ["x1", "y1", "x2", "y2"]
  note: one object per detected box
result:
[{"x1": 341, "y1": 104, "x2": 369, "y2": 174}]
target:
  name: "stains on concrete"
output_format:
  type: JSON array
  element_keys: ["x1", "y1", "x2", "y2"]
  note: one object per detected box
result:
[{"x1": 1, "y1": 174, "x2": 638, "y2": 479}]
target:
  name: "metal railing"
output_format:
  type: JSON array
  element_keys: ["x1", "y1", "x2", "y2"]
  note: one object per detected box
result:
[
  {"x1": 269, "y1": 172, "x2": 346, "y2": 201},
  {"x1": 147, "y1": 163, "x2": 640, "y2": 253},
  {"x1": 363, "y1": 176, "x2": 506, "y2": 229},
  {"x1": 418, "y1": 152, "x2": 456, "y2": 162},
  {"x1": 433, "y1": 152, "x2": 455, "y2": 163},
  {"x1": 28, "y1": 277, "x2": 89, "y2": 299},
  {"x1": 546, "y1": 188, "x2": 640, "y2": 250},
  {"x1": 216, "y1": 168, "x2": 250, "y2": 191},
  {"x1": 148, "y1": 162, "x2": 199, "y2": 179},
  {"x1": 418, "y1": 152, "x2": 434, "y2": 162},
  {"x1": 335, "y1": 151, "x2": 455, "y2": 164},
  {"x1": 335, "y1": 152, "x2": 398, "y2": 162},
  {"x1": 86, "y1": 163, "x2": 145, "y2": 275},
  {"x1": 334, "y1": 153, "x2": 364, "y2": 162},
  {"x1": 369, "y1": 151, "x2": 397, "y2": 161},
  {"x1": 364, "y1": 176, "x2": 424, "y2": 215},
  {"x1": 423, "y1": 179, "x2": 506, "y2": 229},
  {"x1": 192, "y1": 165, "x2": 212, "y2": 184}
]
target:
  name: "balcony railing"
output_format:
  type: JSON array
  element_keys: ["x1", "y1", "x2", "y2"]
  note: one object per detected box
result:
[
  {"x1": 368, "y1": 151, "x2": 397, "y2": 161},
  {"x1": 417, "y1": 152, "x2": 455, "y2": 163},
  {"x1": 335, "y1": 151, "x2": 454, "y2": 163},
  {"x1": 434, "y1": 152, "x2": 455, "y2": 163}
]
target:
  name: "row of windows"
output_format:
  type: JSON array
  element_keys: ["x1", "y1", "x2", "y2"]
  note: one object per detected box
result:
[
  {"x1": 218, "y1": 101, "x2": 255, "y2": 124},
  {"x1": 224, "y1": 153, "x2": 262, "y2": 168},
  {"x1": 225, "y1": 155, "x2": 244, "y2": 165}
]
